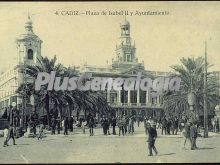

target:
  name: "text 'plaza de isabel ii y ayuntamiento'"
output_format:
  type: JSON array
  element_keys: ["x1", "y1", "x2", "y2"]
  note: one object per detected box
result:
[{"x1": 0, "y1": 16, "x2": 171, "y2": 118}]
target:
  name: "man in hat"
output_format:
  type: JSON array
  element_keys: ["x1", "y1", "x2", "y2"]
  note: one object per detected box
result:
[{"x1": 147, "y1": 123, "x2": 158, "y2": 156}]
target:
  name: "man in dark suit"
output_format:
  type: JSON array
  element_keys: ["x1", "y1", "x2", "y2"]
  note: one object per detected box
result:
[
  {"x1": 161, "y1": 117, "x2": 167, "y2": 135},
  {"x1": 147, "y1": 123, "x2": 158, "y2": 156},
  {"x1": 88, "y1": 114, "x2": 94, "y2": 136},
  {"x1": 190, "y1": 122, "x2": 198, "y2": 150},
  {"x1": 111, "y1": 116, "x2": 117, "y2": 135},
  {"x1": 64, "y1": 117, "x2": 69, "y2": 135}
]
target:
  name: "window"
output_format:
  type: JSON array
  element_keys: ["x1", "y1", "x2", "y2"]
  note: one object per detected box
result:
[{"x1": 27, "y1": 49, "x2": 33, "y2": 60}]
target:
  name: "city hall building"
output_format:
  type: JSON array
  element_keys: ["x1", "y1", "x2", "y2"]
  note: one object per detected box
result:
[{"x1": 0, "y1": 16, "x2": 184, "y2": 119}]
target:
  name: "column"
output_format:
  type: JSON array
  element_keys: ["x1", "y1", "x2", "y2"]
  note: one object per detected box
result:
[
  {"x1": 137, "y1": 89, "x2": 140, "y2": 105},
  {"x1": 157, "y1": 96, "x2": 160, "y2": 105},
  {"x1": 146, "y1": 90, "x2": 149, "y2": 104},
  {"x1": 128, "y1": 90, "x2": 130, "y2": 104},
  {"x1": 107, "y1": 90, "x2": 110, "y2": 103},
  {"x1": 117, "y1": 90, "x2": 121, "y2": 103}
]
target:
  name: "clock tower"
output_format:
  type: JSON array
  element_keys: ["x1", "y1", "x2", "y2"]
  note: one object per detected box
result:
[{"x1": 112, "y1": 18, "x2": 143, "y2": 69}]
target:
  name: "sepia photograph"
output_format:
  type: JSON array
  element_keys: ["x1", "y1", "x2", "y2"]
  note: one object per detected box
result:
[{"x1": 0, "y1": 1, "x2": 220, "y2": 163}]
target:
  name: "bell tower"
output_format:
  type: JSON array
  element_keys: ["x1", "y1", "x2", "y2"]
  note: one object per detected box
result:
[
  {"x1": 16, "y1": 16, "x2": 42, "y2": 66},
  {"x1": 115, "y1": 18, "x2": 136, "y2": 63},
  {"x1": 112, "y1": 18, "x2": 143, "y2": 69}
]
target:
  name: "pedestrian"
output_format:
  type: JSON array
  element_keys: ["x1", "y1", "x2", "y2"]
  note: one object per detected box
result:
[
  {"x1": 128, "y1": 116, "x2": 134, "y2": 134},
  {"x1": 51, "y1": 117, "x2": 56, "y2": 135},
  {"x1": 57, "y1": 118, "x2": 61, "y2": 134},
  {"x1": 122, "y1": 115, "x2": 127, "y2": 135},
  {"x1": 106, "y1": 118, "x2": 111, "y2": 135},
  {"x1": 3, "y1": 126, "x2": 9, "y2": 147},
  {"x1": 161, "y1": 117, "x2": 167, "y2": 135},
  {"x1": 38, "y1": 123, "x2": 45, "y2": 140},
  {"x1": 157, "y1": 117, "x2": 162, "y2": 129},
  {"x1": 82, "y1": 119, "x2": 86, "y2": 134},
  {"x1": 61, "y1": 118, "x2": 64, "y2": 130},
  {"x1": 118, "y1": 117, "x2": 124, "y2": 136},
  {"x1": 190, "y1": 122, "x2": 198, "y2": 150},
  {"x1": 3, "y1": 125, "x2": 16, "y2": 147},
  {"x1": 102, "y1": 117, "x2": 108, "y2": 135},
  {"x1": 112, "y1": 116, "x2": 117, "y2": 135},
  {"x1": 88, "y1": 114, "x2": 94, "y2": 136},
  {"x1": 173, "y1": 117, "x2": 179, "y2": 135},
  {"x1": 68, "y1": 116, "x2": 74, "y2": 132},
  {"x1": 182, "y1": 121, "x2": 191, "y2": 149},
  {"x1": 147, "y1": 123, "x2": 158, "y2": 156},
  {"x1": 166, "y1": 118, "x2": 171, "y2": 135},
  {"x1": 179, "y1": 118, "x2": 185, "y2": 132},
  {"x1": 144, "y1": 116, "x2": 149, "y2": 135},
  {"x1": 64, "y1": 117, "x2": 69, "y2": 135}
]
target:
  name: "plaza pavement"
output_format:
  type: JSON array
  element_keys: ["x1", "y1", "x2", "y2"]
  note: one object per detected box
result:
[{"x1": 0, "y1": 123, "x2": 219, "y2": 163}]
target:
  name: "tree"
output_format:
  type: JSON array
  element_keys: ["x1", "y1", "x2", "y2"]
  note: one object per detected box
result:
[
  {"x1": 17, "y1": 55, "x2": 112, "y2": 127},
  {"x1": 163, "y1": 57, "x2": 220, "y2": 120},
  {"x1": 18, "y1": 55, "x2": 66, "y2": 126}
]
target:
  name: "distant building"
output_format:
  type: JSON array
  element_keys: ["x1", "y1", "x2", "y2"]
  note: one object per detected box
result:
[
  {"x1": 77, "y1": 19, "x2": 171, "y2": 118},
  {"x1": 0, "y1": 16, "x2": 42, "y2": 116}
]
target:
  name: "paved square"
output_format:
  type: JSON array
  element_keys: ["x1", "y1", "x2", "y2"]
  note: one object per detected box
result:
[{"x1": 0, "y1": 123, "x2": 219, "y2": 163}]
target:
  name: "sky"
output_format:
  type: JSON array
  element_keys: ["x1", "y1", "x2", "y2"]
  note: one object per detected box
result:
[{"x1": 0, "y1": 1, "x2": 220, "y2": 73}]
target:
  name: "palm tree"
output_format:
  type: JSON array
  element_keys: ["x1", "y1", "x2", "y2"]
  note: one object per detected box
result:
[
  {"x1": 17, "y1": 55, "x2": 112, "y2": 126},
  {"x1": 18, "y1": 55, "x2": 66, "y2": 126},
  {"x1": 163, "y1": 57, "x2": 220, "y2": 120}
]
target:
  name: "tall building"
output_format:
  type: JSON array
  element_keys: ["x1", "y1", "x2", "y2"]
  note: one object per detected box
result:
[
  {"x1": 0, "y1": 16, "x2": 170, "y2": 119},
  {"x1": 0, "y1": 16, "x2": 42, "y2": 116},
  {"x1": 79, "y1": 18, "x2": 170, "y2": 118}
]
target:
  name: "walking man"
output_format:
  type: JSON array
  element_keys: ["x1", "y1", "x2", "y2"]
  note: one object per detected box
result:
[
  {"x1": 112, "y1": 116, "x2": 117, "y2": 135},
  {"x1": 3, "y1": 125, "x2": 16, "y2": 147},
  {"x1": 190, "y1": 122, "x2": 198, "y2": 150},
  {"x1": 88, "y1": 114, "x2": 94, "y2": 136},
  {"x1": 38, "y1": 123, "x2": 45, "y2": 140},
  {"x1": 118, "y1": 117, "x2": 124, "y2": 136},
  {"x1": 51, "y1": 117, "x2": 56, "y2": 135},
  {"x1": 161, "y1": 117, "x2": 167, "y2": 135},
  {"x1": 182, "y1": 121, "x2": 191, "y2": 149},
  {"x1": 64, "y1": 117, "x2": 69, "y2": 135},
  {"x1": 147, "y1": 123, "x2": 158, "y2": 156},
  {"x1": 128, "y1": 116, "x2": 134, "y2": 134},
  {"x1": 3, "y1": 126, "x2": 9, "y2": 147}
]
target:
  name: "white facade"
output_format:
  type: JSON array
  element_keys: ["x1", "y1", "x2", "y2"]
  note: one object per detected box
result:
[{"x1": 0, "y1": 16, "x2": 42, "y2": 116}]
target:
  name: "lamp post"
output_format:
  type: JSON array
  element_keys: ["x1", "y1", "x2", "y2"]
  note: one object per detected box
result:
[{"x1": 204, "y1": 40, "x2": 208, "y2": 138}]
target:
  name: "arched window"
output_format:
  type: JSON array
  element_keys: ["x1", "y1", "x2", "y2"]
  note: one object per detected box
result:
[{"x1": 27, "y1": 49, "x2": 33, "y2": 60}]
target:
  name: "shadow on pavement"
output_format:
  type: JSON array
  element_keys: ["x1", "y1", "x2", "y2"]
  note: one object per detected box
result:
[
  {"x1": 158, "y1": 153, "x2": 176, "y2": 156},
  {"x1": 197, "y1": 147, "x2": 215, "y2": 150}
]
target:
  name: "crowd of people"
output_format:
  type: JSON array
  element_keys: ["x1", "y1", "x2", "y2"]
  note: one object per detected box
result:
[{"x1": 2, "y1": 107, "x2": 219, "y2": 157}]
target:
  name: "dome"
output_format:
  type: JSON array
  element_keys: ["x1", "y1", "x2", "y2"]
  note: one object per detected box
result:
[
  {"x1": 120, "y1": 18, "x2": 130, "y2": 26},
  {"x1": 16, "y1": 16, "x2": 41, "y2": 41},
  {"x1": 25, "y1": 16, "x2": 33, "y2": 25}
]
